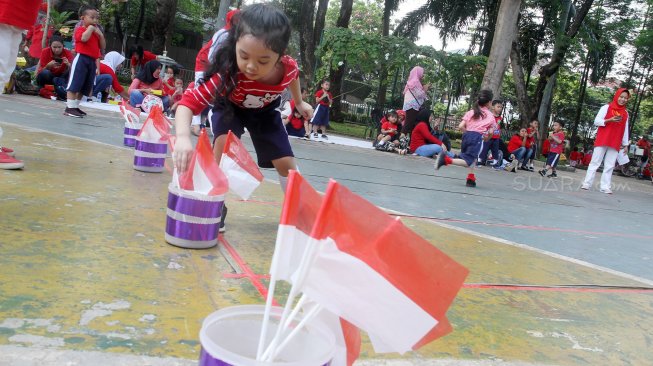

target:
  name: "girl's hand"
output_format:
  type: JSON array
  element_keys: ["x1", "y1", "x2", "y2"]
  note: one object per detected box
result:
[
  {"x1": 62, "y1": 57, "x2": 70, "y2": 66},
  {"x1": 142, "y1": 88, "x2": 152, "y2": 94},
  {"x1": 610, "y1": 115, "x2": 622, "y2": 122},
  {"x1": 173, "y1": 136, "x2": 194, "y2": 173},
  {"x1": 296, "y1": 101, "x2": 314, "y2": 121}
]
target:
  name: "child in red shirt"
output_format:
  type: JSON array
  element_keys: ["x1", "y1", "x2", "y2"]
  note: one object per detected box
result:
[
  {"x1": 310, "y1": 79, "x2": 332, "y2": 139},
  {"x1": 539, "y1": 121, "x2": 565, "y2": 178},
  {"x1": 64, "y1": 5, "x2": 105, "y2": 118},
  {"x1": 375, "y1": 111, "x2": 399, "y2": 148}
]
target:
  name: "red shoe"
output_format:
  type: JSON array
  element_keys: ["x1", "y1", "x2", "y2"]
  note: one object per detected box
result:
[
  {"x1": 0, "y1": 146, "x2": 15, "y2": 157},
  {"x1": 0, "y1": 152, "x2": 24, "y2": 170}
]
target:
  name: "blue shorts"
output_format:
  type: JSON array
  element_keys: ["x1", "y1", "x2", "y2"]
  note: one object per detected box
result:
[
  {"x1": 459, "y1": 131, "x2": 483, "y2": 166},
  {"x1": 211, "y1": 98, "x2": 293, "y2": 169},
  {"x1": 310, "y1": 104, "x2": 330, "y2": 126},
  {"x1": 66, "y1": 53, "x2": 96, "y2": 95},
  {"x1": 546, "y1": 152, "x2": 561, "y2": 168}
]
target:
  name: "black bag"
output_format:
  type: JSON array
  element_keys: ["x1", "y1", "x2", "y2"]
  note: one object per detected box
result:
[{"x1": 14, "y1": 70, "x2": 39, "y2": 96}]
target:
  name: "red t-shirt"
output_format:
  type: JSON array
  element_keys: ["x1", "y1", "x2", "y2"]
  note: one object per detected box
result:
[
  {"x1": 507, "y1": 135, "x2": 528, "y2": 153},
  {"x1": 289, "y1": 115, "x2": 304, "y2": 129},
  {"x1": 74, "y1": 25, "x2": 101, "y2": 58},
  {"x1": 131, "y1": 50, "x2": 157, "y2": 67},
  {"x1": 381, "y1": 120, "x2": 399, "y2": 137},
  {"x1": 492, "y1": 115, "x2": 502, "y2": 139},
  {"x1": 315, "y1": 89, "x2": 332, "y2": 106},
  {"x1": 549, "y1": 131, "x2": 565, "y2": 154},
  {"x1": 526, "y1": 127, "x2": 537, "y2": 147},
  {"x1": 98, "y1": 63, "x2": 124, "y2": 93},
  {"x1": 179, "y1": 55, "x2": 299, "y2": 115},
  {"x1": 582, "y1": 153, "x2": 592, "y2": 166},
  {"x1": 409, "y1": 122, "x2": 442, "y2": 153},
  {"x1": 38, "y1": 47, "x2": 74, "y2": 76},
  {"x1": 542, "y1": 139, "x2": 550, "y2": 154},
  {"x1": 0, "y1": 0, "x2": 40, "y2": 30}
]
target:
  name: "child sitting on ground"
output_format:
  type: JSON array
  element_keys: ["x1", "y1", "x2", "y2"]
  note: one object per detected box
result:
[
  {"x1": 376, "y1": 110, "x2": 399, "y2": 148},
  {"x1": 285, "y1": 107, "x2": 306, "y2": 137}
]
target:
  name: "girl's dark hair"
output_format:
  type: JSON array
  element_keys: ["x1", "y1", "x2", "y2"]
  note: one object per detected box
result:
[
  {"x1": 136, "y1": 60, "x2": 162, "y2": 84},
  {"x1": 472, "y1": 89, "x2": 493, "y2": 119},
  {"x1": 320, "y1": 79, "x2": 329, "y2": 86},
  {"x1": 385, "y1": 110, "x2": 398, "y2": 120},
  {"x1": 403, "y1": 109, "x2": 432, "y2": 136},
  {"x1": 167, "y1": 64, "x2": 179, "y2": 75},
  {"x1": 129, "y1": 45, "x2": 144, "y2": 59},
  {"x1": 205, "y1": 3, "x2": 291, "y2": 111}
]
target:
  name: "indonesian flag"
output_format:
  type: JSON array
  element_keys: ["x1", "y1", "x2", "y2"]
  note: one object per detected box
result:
[
  {"x1": 271, "y1": 171, "x2": 361, "y2": 366},
  {"x1": 119, "y1": 101, "x2": 141, "y2": 126},
  {"x1": 178, "y1": 129, "x2": 228, "y2": 196},
  {"x1": 137, "y1": 105, "x2": 170, "y2": 142},
  {"x1": 301, "y1": 180, "x2": 468, "y2": 354},
  {"x1": 219, "y1": 130, "x2": 264, "y2": 200}
]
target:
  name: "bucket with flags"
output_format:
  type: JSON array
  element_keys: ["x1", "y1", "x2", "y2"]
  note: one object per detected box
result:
[
  {"x1": 165, "y1": 129, "x2": 228, "y2": 249},
  {"x1": 133, "y1": 105, "x2": 170, "y2": 173},
  {"x1": 120, "y1": 101, "x2": 142, "y2": 147}
]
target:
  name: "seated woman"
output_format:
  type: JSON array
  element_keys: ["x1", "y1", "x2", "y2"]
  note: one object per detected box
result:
[
  {"x1": 35, "y1": 36, "x2": 73, "y2": 87},
  {"x1": 128, "y1": 60, "x2": 169, "y2": 111},
  {"x1": 407, "y1": 109, "x2": 455, "y2": 158},
  {"x1": 507, "y1": 128, "x2": 533, "y2": 169},
  {"x1": 94, "y1": 51, "x2": 129, "y2": 102}
]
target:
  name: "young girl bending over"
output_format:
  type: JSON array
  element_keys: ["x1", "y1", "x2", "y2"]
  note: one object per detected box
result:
[
  {"x1": 173, "y1": 3, "x2": 313, "y2": 231},
  {"x1": 435, "y1": 89, "x2": 497, "y2": 187}
]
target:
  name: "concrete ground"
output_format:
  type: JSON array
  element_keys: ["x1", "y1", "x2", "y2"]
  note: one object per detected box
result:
[{"x1": 1, "y1": 94, "x2": 652, "y2": 366}]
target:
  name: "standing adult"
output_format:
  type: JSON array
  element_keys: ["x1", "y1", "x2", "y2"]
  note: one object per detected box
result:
[
  {"x1": 35, "y1": 36, "x2": 73, "y2": 87},
  {"x1": 401, "y1": 66, "x2": 430, "y2": 134},
  {"x1": 581, "y1": 88, "x2": 631, "y2": 194},
  {"x1": 0, "y1": 0, "x2": 40, "y2": 170},
  {"x1": 129, "y1": 45, "x2": 157, "y2": 80}
]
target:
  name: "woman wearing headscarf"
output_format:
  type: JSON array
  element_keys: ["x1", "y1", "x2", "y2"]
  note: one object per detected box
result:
[
  {"x1": 581, "y1": 88, "x2": 631, "y2": 194},
  {"x1": 401, "y1": 66, "x2": 430, "y2": 134},
  {"x1": 128, "y1": 60, "x2": 169, "y2": 111},
  {"x1": 94, "y1": 51, "x2": 129, "y2": 102}
]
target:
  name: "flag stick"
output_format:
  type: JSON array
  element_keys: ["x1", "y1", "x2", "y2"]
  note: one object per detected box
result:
[
  {"x1": 259, "y1": 293, "x2": 308, "y2": 361},
  {"x1": 263, "y1": 303, "x2": 324, "y2": 362},
  {"x1": 255, "y1": 231, "x2": 285, "y2": 359}
]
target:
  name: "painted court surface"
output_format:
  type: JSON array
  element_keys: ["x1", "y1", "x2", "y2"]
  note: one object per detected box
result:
[{"x1": 1, "y1": 94, "x2": 652, "y2": 366}]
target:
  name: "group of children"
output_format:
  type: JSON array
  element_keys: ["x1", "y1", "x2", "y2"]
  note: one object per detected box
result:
[{"x1": 281, "y1": 79, "x2": 332, "y2": 140}]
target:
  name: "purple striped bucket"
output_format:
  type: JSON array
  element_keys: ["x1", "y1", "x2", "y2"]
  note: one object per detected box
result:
[
  {"x1": 123, "y1": 122, "x2": 143, "y2": 147},
  {"x1": 133, "y1": 136, "x2": 167, "y2": 173},
  {"x1": 199, "y1": 305, "x2": 334, "y2": 366},
  {"x1": 165, "y1": 184, "x2": 224, "y2": 249}
]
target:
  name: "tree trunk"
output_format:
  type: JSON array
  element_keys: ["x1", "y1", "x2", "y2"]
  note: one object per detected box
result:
[
  {"x1": 313, "y1": 0, "x2": 329, "y2": 51},
  {"x1": 216, "y1": 0, "x2": 231, "y2": 30},
  {"x1": 532, "y1": 0, "x2": 594, "y2": 119},
  {"x1": 481, "y1": 0, "x2": 501, "y2": 57},
  {"x1": 480, "y1": 0, "x2": 521, "y2": 98},
  {"x1": 629, "y1": 64, "x2": 651, "y2": 136},
  {"x1": 299, "y1": 0, "x2": 317, "y2": 83},
  {"x1": 42, "y1": 0, "x2": 51, "y2": 49},
  {"x1": 510, "y1": 36, "x2": 530, "y2": 127},
  {"x1": 135, "y1": 0, "x2": 146, "y2": 45},
  {"x1": 571, "y1": 51, "x2": 591, "y2": 147},
  {"x1": 329, "y1": 0, "x2": 353, "y2": 121},
  {"x1": 151, "y1": 0, "x2": 178, "y2": 54},
  {"x1": 375, "y1": 0, "x2": 394, "y2": 107}
]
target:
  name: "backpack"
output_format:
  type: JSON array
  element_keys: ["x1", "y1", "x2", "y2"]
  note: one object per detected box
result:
[{"x1": 13, "y1": 70, "x2": 39, "y2": 96}]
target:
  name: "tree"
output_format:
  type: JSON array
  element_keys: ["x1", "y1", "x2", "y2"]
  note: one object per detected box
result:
[
  {"x1": 151, "y1": 0, "x2": 179, "y2": 54},
  {"x1": 329, "y1": 0, "x2": 353, "y2": 120},
  {"x1": 480, "y1": 0, "x2": 521, "y2": 98},
  {"x1": 376, "y1": 0, "x2": 402, "y2": 107}
]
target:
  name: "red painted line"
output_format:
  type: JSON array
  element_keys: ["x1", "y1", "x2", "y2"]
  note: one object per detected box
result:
[
  {"x1": 410, "y1": 216, "x2": 653, "y2": 240},
  {"x1": 218, "y1": 236, "x2": 279, "y2": 306},
  {"x1": 463, "y1": 283, "x2": 653, "y2": 294}
]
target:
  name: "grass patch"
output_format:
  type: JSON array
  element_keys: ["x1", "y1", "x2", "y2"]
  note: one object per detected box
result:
[{"x1": 327, "y1": 121, "x2": 369, "y2": 139}]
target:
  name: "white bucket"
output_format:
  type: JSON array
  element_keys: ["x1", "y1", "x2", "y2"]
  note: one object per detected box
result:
[{"x1": 199, "y1": 305, "x2": 335, "y2": 366}]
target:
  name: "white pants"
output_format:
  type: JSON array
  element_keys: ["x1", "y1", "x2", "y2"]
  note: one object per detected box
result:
[
  {"x1": 582, "y1": 146, "x2": 619, "y2": 190},
  {"x1": 191, "y1": 71, "x2": 204, "y2": 126},
  {"x1": 0, "y1": 24, "x2": 23, "y2": 93}
]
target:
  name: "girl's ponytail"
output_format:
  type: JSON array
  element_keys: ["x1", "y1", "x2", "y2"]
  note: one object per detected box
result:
[{"x1": 472, "y1": 89, "x2": 494, "y2": 119}]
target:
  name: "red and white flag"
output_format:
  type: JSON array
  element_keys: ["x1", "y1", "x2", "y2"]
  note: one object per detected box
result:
[
  {"x1": 137, "y1": 105, "x2": 170, "y2": 142},
  {"x1": 178, "y1": 129, "x2": 228, "y2": 196},
  {"x1": 219, "y1": 130, "x2": 264, "y2": 200},
  {"x1": 119, "y1": 101, "x2": 141, "y2": 126},
  {"x1": 300, "y1": 180, "x2": 468, "y2": 354},
  {"x1": 271, "y1": 171, "x2": 361, "y2": 366}
]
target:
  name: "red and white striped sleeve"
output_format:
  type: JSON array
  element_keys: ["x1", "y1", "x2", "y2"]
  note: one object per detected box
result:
[{"x1": 178, "y1": 73, "x2": 222, "y2": 115}]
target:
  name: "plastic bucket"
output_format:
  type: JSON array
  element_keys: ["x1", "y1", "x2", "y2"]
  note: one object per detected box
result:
[
  {"x1": 165, "y1": 184, "x2": 223, "y2": 249},
  {"x1": 199, "y1": 305, "x2": 334, "y2": 366},
  {"x1": 133, "y1": 136, "x2": 167, "y2": 172},
  {"x1": 124, "y1": 122, "x2": 143, "y2": 147}
]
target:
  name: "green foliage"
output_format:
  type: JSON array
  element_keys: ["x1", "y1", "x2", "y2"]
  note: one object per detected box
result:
[
  {"x1": 47, "y1": 9, "x2": 78, "y2": 38},
  {"x1": 325, "y1": 0, "x2": 385, "y2": 35}
]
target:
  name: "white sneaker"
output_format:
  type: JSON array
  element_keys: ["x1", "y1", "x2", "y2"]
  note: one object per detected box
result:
[
  {"x1": 581, "y1": 184, "x2": 590, "y2": 190},
  {"x1": 599, "y1": 188, "x2": 613, "y2": 194}
]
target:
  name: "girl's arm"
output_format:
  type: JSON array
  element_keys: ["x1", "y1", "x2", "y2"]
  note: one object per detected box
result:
[
  {"x1": 289, "y1": 79, "x2": 313, "y2": 120},
  {"x1": 81, "y1": 25, "x2": 95, "y2": 42},
  {"x1": 172, "y1": 106, "x2": 194, "y2": 172},
  {"x1": 593, "y1": 105, "x2": 611, "y2": 126}
]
